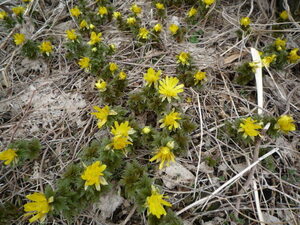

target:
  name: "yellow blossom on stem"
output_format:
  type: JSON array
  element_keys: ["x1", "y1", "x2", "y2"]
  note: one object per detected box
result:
[
  {"x1": 274, "y1": 38, "x2": 286, "y2": 51},
  {"x1": 81, "y1": 161, "x2": 108, "y2": 191},
  {"x1": 249, "y1": 62, "x2": 259, "y2": 73},
  {"x1": 95, "y1": 79, "x2": 107, "y2": 92},
  {"x1": 131, "y1": 4, "x2": 142, "y2": 15},
  {"x1": 187, "y1": 7, "x2": 197, "y2": 17},
  {"x1": 155, "y1": 3, "x2": 165, "y2": 10},
  {"x1": 78, "y1": 57, "x2": 91, "y2": 70},
  {"x1": 275, "y1": 115, "x2": 296, "y2": 133},
  {"x1": 238, "y1": 117, "x2": 262, "y2": 139},
  {"x1": 79, "y1": 20, "x2": 89, "y2": 29},
  {"x1": 203, "y1": 0, "x2": 215, "y2": 6},
  {"x1": 0, "y1": 149, "x2": 17, "y2": 165},
  {"x1": 39, "y1": 41, "x2": 53, "y2": 55},
  {"x1": 240, "y1": 17, "x2": 251, "y2": 27},
  {"x1": 13, "y1": 33, "x2": 26, "y2": 45},
  {"x1": 23, "y1": 192, "x2": 53, "y2": 223},
  {"x1": 177, "y1": 52, "x2": 190, "y2": 66},
  {"x1": 12, "y1": 6, "x2": 25, "y2": 16},
  {"x1": 109, "y1": 62, "x2": 118, "y2": 73},
  {"x1": 142, "y1": 126, "x2": 151, "y2": 134},
  {"x1": 91, "y1": 105, "x2": 117, "y2": 128},
  {"x1": 169, "y1": 24, "x2": 179, "y2": 35},
  {"x1": 150, "y1": 141, "x2": 175, "y2": 169},
  {"x1": 66, "y1": 29, "x2": 77, "y2": 41},
  {"x1": 153, "y1": 23, "x2": 162, "y2": 33},
  {"x1": 126, "y1": 17, "x2": 136, "y2": 25},
  {"x1": 288, "y1": 48, "x2": 300, "y2": 63},
  {"x1": 118, "y1": 71, "x2": 127, "y2": 80},
  {"x1": 0, "y1": 11, "x2": 8, "y2": 19},
  {"x1": 143, "y1": 68, "x2": 161, "y2": 87},
  {"x1": 98, "y1": 6, "x2": 108, "y2": 17},
  {"x1": 145, "y1": 186, "x2": 172, "y2": 218},
  {"x1": 22, "y1": 0, "x2": 32, "y2": 2},
  {"x1": 113, "y1": 11, "x2": 122, "y2": 19},
  {"x1": 279, "y1": 10, "x2": 289, "y2": 20},
  {"x1": 109, "y1": 136, "x2": 132, "y2": 150},
  {"x1": 262, "y1": 55, "x2": 276, "y2": 68},
  {"x1": 70, "y1": 6, "x2": 81, "y2": 17},
  {"x1": 111, "y1": 121, "x2": 135, "y2": 138},
  {"x1": 88, "y1": 32, "x2": 102, "y2": 45},
  {"x1": 194, "y1": 71, "x2": 207, "y2": 84},
  {"x1": 138, "y1": 27, "x2": 149, "y2": 40},
  {"x1": 158, "y1": 76, "x2": 184, "y2": 102},
  {"x1": 159, "y1": 110, "x2": 181, "y2": 130}
]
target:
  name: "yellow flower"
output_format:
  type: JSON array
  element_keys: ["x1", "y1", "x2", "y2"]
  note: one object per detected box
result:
[
  {"x1": 131, "y1": 4, "x2": 142, "y2": 14},
  {"x1": 159, "y1": 110, "x2": 181, "y2": 130},
  {"x1": 249, "y1": 61, "x2": 259, "y2": 72},
  {"x1": 274, "y1": 38, "x2": 286, "y2": 51},
  {"x1": 98, "y1": 6, "x2": 108, "y2": 16},
  {"x1": 0, "y1": 11, "x2": 8, "y2": 19},
  {"x1": 95, "y1": 79, "x2": 107, "y2": 92},
  {"x1": 113, "y1": 11, "x2": 122, "y2": 19},
  {"x1": 153, "y1": 23, "x2": 162, "y2": 33},
  {"x1": 138, "y1": 27, "x2": 149, "y2": 40},
  {"x1": 88, "y1": 32, "x2": 102, "y2": 45},
  {"x1": 24, "y1": 192, "x2": 53, "y2": 223},
  {"x1": 142, "y1": 126, "x2": 151, "y2": 134},
  {"x1": 12, "y1": 6, "x2": 25, "y2": 16},
  {"x1": 177, "y1": 52, "x2": 190, "y2": 66},
  {"x1": 143, "y1": 68, "x2": 161, "y2": 87},
  {"x1": 111, "y1": 121, "x2": 135, "y2": 138},
  {"x1": 280, "y1": 10, "x2": 289, "y2": 20},
  {"x1": 187, "y1": 7, "x2": 197, "y2": 17},
  {"x1": 90, "y1": 24, "x2": 95, "y2": 29},
  {"x1": 150, "y1": 141, "x2": 175, "y2": 169},
  {"x1": 275, "y1": 115, "x2": 296, "y2": 133},
  {"x1": 288, "y1": 48, "x2": 300, "y2": 63},
  {"x1": 109, "y1": 62, "x2": 118, "y2": 72},
  {"x1": 13, "y1": 33, "x2": 26, "y2": 45},
  {"x1": 0, "y1": 149, "x2": 17, "y2": 165},
  {"x1": 169, "y1": 24, "x2": 179, "y2": 35},
  {"x1": 158, "y1": 76, "x2": 184, "y2": 102},
  {"x1": 238, "y1": 117, "x2": 262, "y2": 139},
  {"x1": 70, "y1": 6, "x2": 81, "y2": 17},
  {"x1": 240, "y1": 17, "x2": 251, "y2": 27},
  {"x1": 118, "y1": 71, "x2": 127, "y2": 80},
  {"x1": 78, "y1": 57, "x2": 91, "y2": 70},
  {"x1": 109, "y1": 44, "x2": 116, "y2": 51},
  {"x1": 91, "y1": 105, "x2": 117, "y2": 128},
  {"x1": 126, "y1": 17, "x2": 136, "y2": 25},
  {"x1": 203, "y1": 0, "x2": 215, "y2": 6},
  {"x1": 194, "y1": 71, "x2": 207, "y2": 84},
  {"x1": 81, "y1": 161, "x2": 108, "y2": 191},
  {"x1": 79, "y1": 20, "x2": 89, "y2": 29},
  {"x1": 262, "y1": 54, "x2": 276, "y2": 67},
  {"x1": 156, "y1": 3, "x2": 165, "y2": 10},
  {"x1": 109, "y1": 135, "x2": 132, "y2": 150},
  {"x1": 39, "y1": 41, "x2": 53, "y2": 55},
  {"x1": 66, "y1": 29, "x2": 77, "y2": 41},
  {"x1": 145, "y1": 186, "x2": 172, "y2": 218},
  {"x1": 22, "y1": 0, "x2": 32, "y2": 2}
]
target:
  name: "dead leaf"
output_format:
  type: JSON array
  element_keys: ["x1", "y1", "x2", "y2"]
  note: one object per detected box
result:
[
  {"x1": 160, "y1": 161, "x2": 195, "y2": 189},
  {"x1": 94, "y1": 189, "x2": 124, "y2": 219}
]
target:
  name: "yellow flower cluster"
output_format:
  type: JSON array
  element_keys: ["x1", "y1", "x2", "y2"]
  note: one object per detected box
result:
[
  {"x1": 238, "y1": 117, "x2": 262, "y2": 140},
  {"x1": 144, "y1": 68, "x2": 161, "y2": 87},
  {"x1": 0, "y1": 149, "x2": 17, "y2": 165},
  {"x1": 107, "y1": 121, "x2": 135, "y2": 150}
]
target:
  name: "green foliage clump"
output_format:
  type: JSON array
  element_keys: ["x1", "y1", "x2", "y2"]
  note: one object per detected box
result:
[
  {"x1": 21, "y1": 40, "x2": 39, "y2": 59},
  {"x1": 235, "y1": 62, "x2": 255, "y2": 86},
  {"x1": 120, "y1": 161, "x2": 152, "y2": 211},
  {"x1": 8, "y1": 138, "x2": 41, "y2": 165}
]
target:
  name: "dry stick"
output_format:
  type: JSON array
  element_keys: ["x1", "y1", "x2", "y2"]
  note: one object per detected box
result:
[
  {"x1": 121, "y1": 205, "x2": 137, "y2": 225},
  {"x1": 176, "y1": 147, "x2": 279, "y2": 216},
  {"x1": 191, "y1": 89, "x2": 204, "y2": 197}
]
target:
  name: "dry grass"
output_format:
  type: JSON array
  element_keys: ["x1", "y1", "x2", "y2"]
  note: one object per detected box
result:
[{"x1": 0, "y1": 0, "x2": 300, "y2": 224}]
